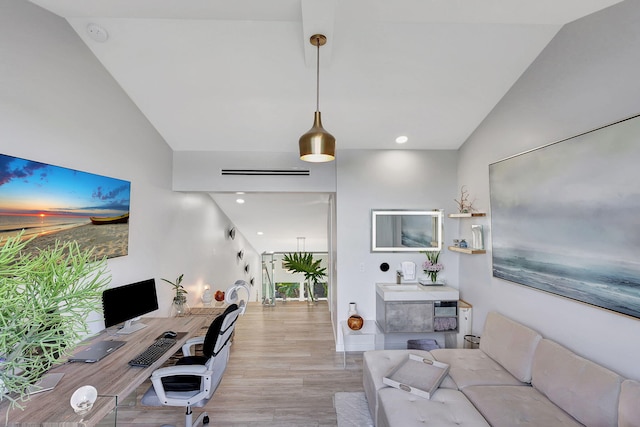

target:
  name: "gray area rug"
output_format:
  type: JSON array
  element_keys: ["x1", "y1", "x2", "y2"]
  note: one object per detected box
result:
[{"x1": 334, "y1": 392, "x2": 374, "y2": 427}]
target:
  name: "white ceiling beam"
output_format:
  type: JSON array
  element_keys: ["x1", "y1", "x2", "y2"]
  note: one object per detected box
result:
[{"x1": 301, "y1": 0, "x2": 336, "y2": 67}]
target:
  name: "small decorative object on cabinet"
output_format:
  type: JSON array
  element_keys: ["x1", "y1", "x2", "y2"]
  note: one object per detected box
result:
[
  {"x1": 347, "y1": 302, "x2": 364, "y2": 330},
  {"x1": 201, "y1": 285, "x2": 213, "y2": 306},
  {"x1": 421, "y1": 251, "x2": 443, "y2": 284}
]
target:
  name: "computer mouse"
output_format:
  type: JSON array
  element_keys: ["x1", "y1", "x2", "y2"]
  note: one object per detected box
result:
[{"x1": 163, "y1": 331, "x2": 177, "y2": 338}]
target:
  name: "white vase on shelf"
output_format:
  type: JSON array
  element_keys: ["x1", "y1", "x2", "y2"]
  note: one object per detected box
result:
[
  {"x1": 471, "y1": 225, "x2": 484, "y2": 250},
  {"x1": 348, "y1": 302, "x2": 357, "y2": 317}
]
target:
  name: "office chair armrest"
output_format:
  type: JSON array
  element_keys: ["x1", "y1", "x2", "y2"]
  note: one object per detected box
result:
[
  {"x1": 149, "y1": 365, "x2": 213, "y2": 406},
  {"x1": 151, "y1": 364, "x2": 209, "y2": 379},
  {"x1": 181, "y1": 336, "x2": 205, "y2": 356}
]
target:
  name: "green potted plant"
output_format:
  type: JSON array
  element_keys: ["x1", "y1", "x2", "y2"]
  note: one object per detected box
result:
[
  {"x1": 0, "y1": 231, "x2": 110, "y2": 410},
  {"x1": 161, "y1": 274, "x2": 190, "y2": 315},
  {"x1": 282, "y1": 252, "x2": 327, "y2": 303}
]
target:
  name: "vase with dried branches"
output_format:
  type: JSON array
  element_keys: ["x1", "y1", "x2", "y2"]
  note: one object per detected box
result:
[{"x1": 454, "y1": 185, "x2": 476, "y2": 213}]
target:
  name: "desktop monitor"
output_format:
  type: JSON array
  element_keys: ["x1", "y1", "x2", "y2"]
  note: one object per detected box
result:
[{"x1": 102, "y1": 278, "x2": 159, "y2": 334}]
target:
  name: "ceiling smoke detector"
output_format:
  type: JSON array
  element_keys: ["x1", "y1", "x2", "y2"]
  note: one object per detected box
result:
[{"x1": 86, "y1": 23, "x2": 109, "y2": 42}]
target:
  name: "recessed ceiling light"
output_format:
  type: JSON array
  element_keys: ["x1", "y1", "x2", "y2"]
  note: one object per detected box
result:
[
  {"x1": 236, "y1": 191, "x2": 245, "y2": 195},
  {"x1": 236, "y1": 198, "x2": 245, "y2": 204},
  {"x1": 257, "y1": 231, "x2": 264, "y2": 235},
  {"x1": 395, "y1": 136, "x2": 408, "y2": 144}
]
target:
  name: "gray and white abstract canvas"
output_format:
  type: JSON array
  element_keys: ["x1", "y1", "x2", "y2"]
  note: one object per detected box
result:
[{"x1": 489, "y1": 115, "x2": 640, "y2": 319}]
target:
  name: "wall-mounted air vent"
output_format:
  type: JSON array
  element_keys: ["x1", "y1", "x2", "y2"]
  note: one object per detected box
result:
[{"x1": 220, "y1": 169, "x2": 310, "y2": 176}]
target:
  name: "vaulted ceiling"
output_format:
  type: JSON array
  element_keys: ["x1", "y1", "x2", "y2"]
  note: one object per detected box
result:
[{"x1": 29, "y1": 0, "x2": 622, "y2": 253}]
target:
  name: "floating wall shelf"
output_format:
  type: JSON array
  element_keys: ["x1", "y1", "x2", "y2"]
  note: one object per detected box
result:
[
  {"x1": 448, "y1": 212, "x2": 486, "y2": 218},
  {"x1": 448, "y1": 246, "x2": 486, "y2": 255}
]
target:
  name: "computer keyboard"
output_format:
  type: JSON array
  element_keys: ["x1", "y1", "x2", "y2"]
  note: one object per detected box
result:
[{"x1": 128, "y1": 337, "x2": 177, "y2": 367}]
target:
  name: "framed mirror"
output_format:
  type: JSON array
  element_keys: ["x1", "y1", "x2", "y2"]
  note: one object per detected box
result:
[{"x1": 371, "y1": 210, "x2": 443, "y2": 252}]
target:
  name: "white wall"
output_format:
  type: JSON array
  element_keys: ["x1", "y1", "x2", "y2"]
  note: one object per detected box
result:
[
  {"x1": 457, "y1": 0, "x2": 640, "y2": 379},
  {"x1": 0, "y1": 0, "x2": 259, "y2": 335},
  {"x1": 335, "y1": 149, "x2": 459, "y2": 349}
]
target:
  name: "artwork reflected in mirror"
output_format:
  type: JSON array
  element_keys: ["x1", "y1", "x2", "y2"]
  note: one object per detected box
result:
[
  {"x1": 0, "y1": 153, "x2": 130, "y2": 259},
  {"x1": 371, "y1": 210, "x2": 443, "y2": 252}
]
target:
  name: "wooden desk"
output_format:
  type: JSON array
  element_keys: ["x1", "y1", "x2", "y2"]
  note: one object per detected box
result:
[{"x1": 0, "y1": 315, "x2": 217, "y2": 427}]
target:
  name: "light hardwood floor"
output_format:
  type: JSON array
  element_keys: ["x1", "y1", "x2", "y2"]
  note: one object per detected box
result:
[{"x1": 116, "y1": 301, "x2": 365, "y2": 426}]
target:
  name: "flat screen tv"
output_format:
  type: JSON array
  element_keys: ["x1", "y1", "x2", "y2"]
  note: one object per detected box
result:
[{"x1": 102, "y1": 278, "x2": 159, "y2": 334}]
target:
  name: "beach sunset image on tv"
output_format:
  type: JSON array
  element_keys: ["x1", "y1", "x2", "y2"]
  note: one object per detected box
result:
[{"x1": 0, "y1": 153, "x2": 130, "y2": 259}]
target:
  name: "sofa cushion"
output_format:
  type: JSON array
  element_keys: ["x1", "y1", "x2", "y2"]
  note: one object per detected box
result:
[
  {"x1": 430, "y1": 348, "x2": 527, "y2": 389},
  {"x1": 479, "y1": 311, "x2": 542, "y2": 383},
  {"x1": 363, "y1": 350, "x2": 456, "y2": 425},
  {"x1": 619, "y1": 379, "x2": 640, "y2": 427},
  {"x1": 377, "y1": 387, "x2": 490, "y2": 427},
  {"x1": 532, "y1": 339, "x2": 623, "y2": 427},
  {"x1": 463, "y1": 385, "x2": 582, "y2": 427}
]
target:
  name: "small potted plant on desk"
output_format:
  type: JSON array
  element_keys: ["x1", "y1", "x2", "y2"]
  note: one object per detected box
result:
[{"x1": 162, "y1": 274, "x2": 190, "y2": 316}]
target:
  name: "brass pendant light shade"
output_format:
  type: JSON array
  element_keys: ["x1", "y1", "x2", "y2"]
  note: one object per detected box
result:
[
  {"x1": 299, "y1": 34, "x2": 335, "y2": 163},
  {"x1": 299, "y1": 111, "x2": 335, "y2": 162}
]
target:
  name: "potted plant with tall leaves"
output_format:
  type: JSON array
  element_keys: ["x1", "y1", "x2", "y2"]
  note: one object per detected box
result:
[
  {"x1": 0, "y1": 231, "x2": 110, "y2": 411},
  {"x1": 161, "y1": 274, "x2": 190, "y2": 316},
  {"x1": 282, "y1": 252, "x2": 327, "y2": 304}
]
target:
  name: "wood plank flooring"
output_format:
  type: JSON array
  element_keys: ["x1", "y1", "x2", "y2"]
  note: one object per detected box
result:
[{"x1": 115, "y1": 301, "x2": 365, "y2": 426}]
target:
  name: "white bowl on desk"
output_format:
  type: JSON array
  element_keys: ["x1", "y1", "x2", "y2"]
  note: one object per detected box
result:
[{"x1": 70, "y1": 385, "x2": 97, "y2": 414}]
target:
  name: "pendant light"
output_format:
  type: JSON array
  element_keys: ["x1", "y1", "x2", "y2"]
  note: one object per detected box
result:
[{"x1": 299, "y1": 34, "x2": 335, "y2": 163}]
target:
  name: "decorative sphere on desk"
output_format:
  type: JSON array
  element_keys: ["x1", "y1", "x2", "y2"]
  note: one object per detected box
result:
[
  {"x1": 214, "y1": 290, "x2": 225, "y2": 301},
  {"x1": 347, "y1": 314, "x2": 364, "y2": 330}
]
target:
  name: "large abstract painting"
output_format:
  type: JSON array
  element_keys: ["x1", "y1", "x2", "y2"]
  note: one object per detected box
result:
[
  {"x1": 490, "y1": 115, "x2": 640, "y2": 319},
  {"x1": 0, "y1": 153, "x2": 130, "y2": 259}
]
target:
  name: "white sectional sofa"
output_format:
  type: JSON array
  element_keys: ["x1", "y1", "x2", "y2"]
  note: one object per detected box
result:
[{"x1": 363, "y1": 311, "x2": 640, "y2": 427}]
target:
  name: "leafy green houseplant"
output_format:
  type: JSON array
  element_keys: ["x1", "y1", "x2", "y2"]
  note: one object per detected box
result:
[
  {"x1": 161, "y1": 274, "x2": 190, "y2": 315},
  {"x1": 282, "y1": 252, "x2": 327, "y2": 303},
  {"x1": 0, "y1": 232, "x2": 110, "y2": 410}
]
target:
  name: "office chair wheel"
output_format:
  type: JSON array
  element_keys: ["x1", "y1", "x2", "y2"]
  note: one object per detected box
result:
[{"x1": 203, "y1": 415, "x2": 210, "y2": 424}]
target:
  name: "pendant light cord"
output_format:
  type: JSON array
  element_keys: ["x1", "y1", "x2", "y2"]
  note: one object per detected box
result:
[{"x1": 315, "y1": 36, "x2": 320, "y2": 113}]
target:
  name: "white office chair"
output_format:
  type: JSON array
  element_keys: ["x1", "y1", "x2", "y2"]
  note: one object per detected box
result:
[
  {"x1": 141, "y1": 304, "x2": 241, "y2": 427},
  {"x1": 224, "y1": 279, "x2": 251, "y2": 315}
]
